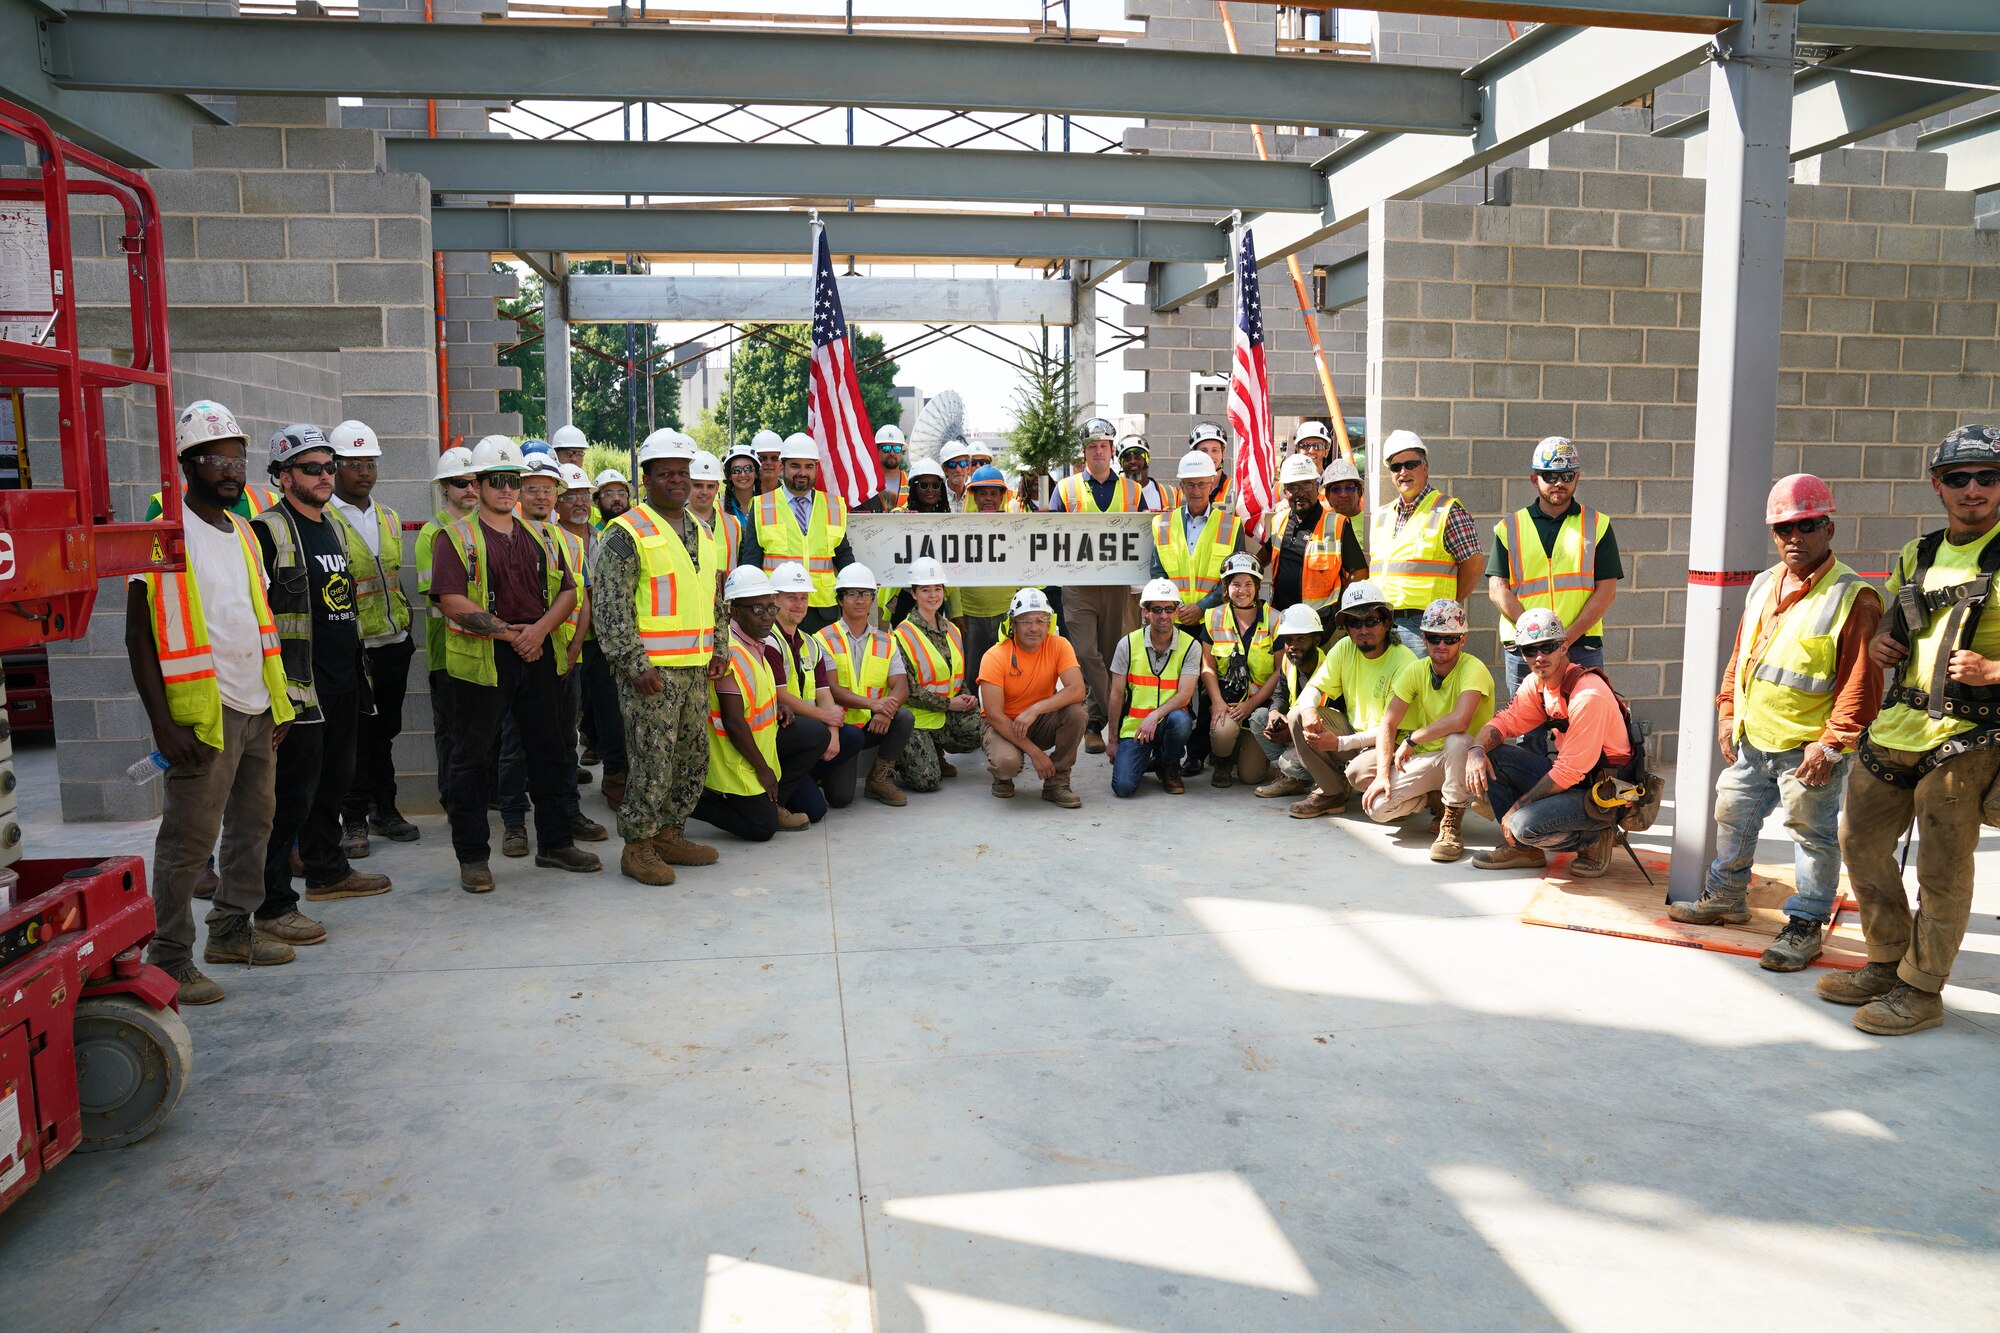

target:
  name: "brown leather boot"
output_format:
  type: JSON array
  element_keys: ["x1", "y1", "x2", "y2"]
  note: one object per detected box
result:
[
  {"x1": 1569, "y1": 829, "x2": 1616, "y2": 878},
  {"x1": 620, "y1": 839, "x2": 676, "y2": 886},
  {"x1": 652, "y1": 827, "x2": 720, "y2": 866},
  {"x1": 1816, "y1": 961, "x2": 1900, "y2": 1006},
  {"x1": 1853, "y1": 983, "x2": 1945, "y2": 1036},
  {"x1": 865, "y1": 759, "x2": 908, "y2": 807},
  {"x1": 601, "y1": 769, "x2": 628, "y2": 809},
  {"x1": 1430, "y1": 805, "x2": 1466, "y2": 862},
  {"x1": 1472, "y1": 843, "x2": 1547, "y2": 871},
  {"x1": 305, "y1": 870, "x2": 392, "y2": 901}
]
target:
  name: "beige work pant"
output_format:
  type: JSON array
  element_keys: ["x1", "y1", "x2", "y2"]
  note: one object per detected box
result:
[
  {"x1": 148, "y1": 706, "x2": 278, "y2": 971},
  {"x1": 1288, "y1": 703, "x2": 1356, "y2": 798},
  {"x1": 1346, "y1": 732, "x2": 1474, "y2": 821},
  {"x1": 1063, "y1": 584, "x2": 1139, "y2": 734},
  {"x1": 1210, "y1": 711, "x2": 1272, "y2": 784},
  {"x1": 983, "y1": 703, "x2": 1088, "y2": 788}
]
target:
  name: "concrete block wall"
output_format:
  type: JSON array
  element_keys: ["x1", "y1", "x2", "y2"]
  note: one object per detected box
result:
[{"x1": 1364, "y1": 123, "x2": 1999, "y2": 760}]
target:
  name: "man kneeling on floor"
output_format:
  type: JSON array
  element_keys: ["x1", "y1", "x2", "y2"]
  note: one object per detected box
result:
[
  {"x1": 1109, "y1": 578, "x2": 1202, "y2": 797},
  {"x1": 1464, "y1": 608, "x2": 1628, "y2": 875},
  {"x1": 979, "y1": 588, "x2": 1086, "y2": 807},
  {"x1": 692, "y1": 568, "x2": 814, "y2": 842},
  {"x1": 1359, "y1": 598, "x2": 1495, "y2": 862}
]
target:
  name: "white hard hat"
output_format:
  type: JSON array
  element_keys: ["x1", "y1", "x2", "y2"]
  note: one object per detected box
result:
[
  {"x1": 1279, "y1": 454, "x2": 1320, "y2": 486},
  {"x1": 1514, "y1": 607, "x2": 1568, "y2": 649},
  {"x1": 433, "y1": 446, "x2": 475, "y2": 482},
  {"x1": 1176, "y1": 451, "x2": 1218, "y2": 480},
  {"x1": 592, "y1": 467, "x2": 630, "y2": 491},
  {"x1": 1009, "y1": 587, "x2": 1054, "y2": 618},
  {"x1": 1275, "y1": 603, "x2": 1325, "y2": 638},
  {"x1": 549, "y1": 423, "x2": 589, "y2": 452},
  {"x1": 769, "y1": 562, "x2": 814, "y2": 595},
  {"x1": 1081, "y1": 416, "x2": 1117, "y2": 443},
  {"x1": 269, "y1": 423, "x2": 332, "y2": 467},
  {"x1": 723, "y1": 445, "x2": 759, "y2": 469},
  {"x1": 1321, "y1": 459, "x2": 1361, "y2": 487},
  {"x1": 1293, "y1": 420, "x2": 1333, "y2": 446},
  {"x1": 1338, "y1": 580, "x2": 1390, "y2": 615},
  {"x1": 1220, "y1": 552, "x2": 1261, "y2": 583},
  {"x1": 723, "y1": 565, "x2": 777, "y2": 601},
  {"x1": 752, "y1": 428, "x2": 785, "y2": 455},
  {"x1": 907, "y1": 457, "x2": 946, "y2": 482},
  {"x1": 834, "y1": 563, "x2": 879, "y2": 592},
  {"x1": 1140, "y1": 577, "x2": 1180, "y2": 607},
  {"x1": 469, "y1": 435, "x2": 526, "y2": 474},
  {"x1": 1189, "y1": 422, "x2": 1227, "y2": 446},
  {"x1": 637, "y1": 428, "x2": 695, "y2": 466},
  {"x1": 938, "y1": 440, "x2": 972, "y2": 467},
  {"x1": 523, "y1": 456, "x2": 565, "y2": 485},
  {"x1": 874, "y1": 424, "x2": 906, "y2": 446},
  {"x1": 328, "y1": 419, "x2": 381, "y2": 459},
  {"x1": 1418, "y1": 599, "x2": 1469, "y2": 636},
  {"x1": 907, "y1": 556, "x2": 947, "y2": 588},
  {"x1": 1116, "y1": 434, "x2": 1149, "y2": 457},
  {"x1": 780, "y1": 433, "x2": 820, "y2": 463},
  {"x1": 1382, "y1": 429, "x2": 1427, "y2": 462},
  {"x1": 558, "y1": 462, "x2": 591, "y2": 491},
  {"x1": 967, "y1": 440, "x2": 996, "y2": 460},
  {"x1": 174, "y1": 399, "x2": 248, "y2": 456},
  {"x1": 689, "y1": 450, "x2": 723, "y2": 483}
]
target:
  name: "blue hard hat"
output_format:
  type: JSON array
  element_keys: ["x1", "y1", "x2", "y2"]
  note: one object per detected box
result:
[
  {"x1": 968, "y1": 465, "x2": 1009, "y2": 488},
  {"x1": 520, "y1": 438, "x2": 553, "y2": 457}
]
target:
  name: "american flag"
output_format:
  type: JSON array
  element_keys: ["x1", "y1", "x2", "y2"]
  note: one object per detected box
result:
[
  {"x1": 807, "y1": 222, "x2": 884, "y2": 506},
  {"x1": 1228, "y1": 227, "x2": 1276, "y2": 533}
]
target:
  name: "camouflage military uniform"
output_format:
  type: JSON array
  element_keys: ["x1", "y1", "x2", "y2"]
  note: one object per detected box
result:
[
  {"x1": 894, "y1": 615, "x2": 985, "y2": 793},
  {"x1": 593, "y1": 519, "x2": 722, "y2": 842}
]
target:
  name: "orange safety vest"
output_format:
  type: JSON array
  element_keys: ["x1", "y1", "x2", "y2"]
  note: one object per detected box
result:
[{"x1": 1271, "y1": 505, "x2": 1354, "y2": 606}]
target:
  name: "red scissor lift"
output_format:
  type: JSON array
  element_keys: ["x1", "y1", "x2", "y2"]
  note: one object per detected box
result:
[{"x1": 0, "y1": 97, "x2": 193, "y2": 1216}]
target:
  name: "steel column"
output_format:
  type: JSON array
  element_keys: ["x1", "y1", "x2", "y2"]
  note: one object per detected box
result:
[
  {"x1": 1072, "y1": 283, "x2": 1097, "y2": 424},
  {"x1": 541, "y1": 254, "x2": 572, "y2": 437},
  {"x1": 1670, "y1": 0, "x2": 1798, "y2": 904}
]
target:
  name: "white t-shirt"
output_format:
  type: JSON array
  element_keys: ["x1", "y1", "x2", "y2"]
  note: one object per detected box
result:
[
  {"x1": 183, "y1": 513, "x2": 272, "y2": 716},
  {"x1": 329, "y1": 493, "x2": 409, "y2": 648}
]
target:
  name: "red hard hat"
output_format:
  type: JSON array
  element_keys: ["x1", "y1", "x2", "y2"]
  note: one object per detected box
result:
[{"x1": 1766, "y1": 473, "x2": 1835, "y2": 525}]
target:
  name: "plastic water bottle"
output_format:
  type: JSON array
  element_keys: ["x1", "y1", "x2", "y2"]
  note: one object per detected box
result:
[{"x1": 127, "y1": 750, "x2": 168, "y2": 784}]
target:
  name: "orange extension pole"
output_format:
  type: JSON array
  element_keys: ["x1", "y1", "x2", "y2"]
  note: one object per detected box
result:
[{"x1": 1214, "y1": 1, "x2": 1354, "y2": 464}]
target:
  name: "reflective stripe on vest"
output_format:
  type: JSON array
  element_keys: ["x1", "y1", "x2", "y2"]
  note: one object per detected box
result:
[
  {"x1": 892, "y1": 617, "x2": 964, "y2": 730},
  {"x1": 816, "y1": 620, "x2": 896, "y2": 726},
  {"x1": 1732, "y1": 561, "x2": 1865, "y2": 753},
  {"x1": 332, "y1": 501, "x2": 407, "y2": 640},
  {"x1": 1055, "y1": 473, "x2": 1141, "y2": 514},
  {"x1": 440, "y1": 515, "x2": 501, "y2": 686},
  {"x1": 1498, "y1": 504, "x2": 1608, "y2": 640},
  {"x1": 524, "y1": 516, "x2": 577, "y2": 676},
  {"x1": 1372, "y1": 490, "x2": 1459, "y2": 610},
  {"x1": 1152, "y1": 506, "x2": 1242, "y2": 604},
  {"x1": 1120, "y1": 627, "x2": 1194, "y2": 738},
  {"x1": 753, "y1": 489, "x2": 848, "y2": 606},
  {"x1": 1205, "y1": 603, "x2": 1278, "y2": 686},
  {"x1": 146, "y1": 513, "x2": 291, "y2": 749},
  {"x1": 772, "y1": 627, "x2": 819, "y2": 704},
  {"x1": 706, "y1": 636, "x2": 782, "y2": 797},
  {"x1": 614, "y1": 504, "x2": 718, "y2": 668}
]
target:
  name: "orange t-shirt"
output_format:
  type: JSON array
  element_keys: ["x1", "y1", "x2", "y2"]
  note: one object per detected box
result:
[{"x1": 979, "y1": 634, "x2": 1080, "y2": 719}]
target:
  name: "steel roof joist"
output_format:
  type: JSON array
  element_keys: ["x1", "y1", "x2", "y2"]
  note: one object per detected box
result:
[
  {"x1": 0, "y1": 0, "x2": 217, "y2": 167},
  {"x1": 566, "y1": 275, "x2": 1074, "y2": 326},
  {"x1": 1916, "y1": 110, "x2": 2000, "y2": 196}
]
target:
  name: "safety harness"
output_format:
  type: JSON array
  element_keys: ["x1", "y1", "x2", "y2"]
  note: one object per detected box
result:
[{"x1": 1860, "y1": 529, "x2": 2000, "y2": 791}]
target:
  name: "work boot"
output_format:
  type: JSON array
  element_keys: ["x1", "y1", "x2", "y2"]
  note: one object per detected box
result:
[
  {"x1": 990, "y1": 777, "x2": 1016, "y2": 799},
  {"x1": 1472, "y1": 843, "x2": 1548, "y2": 871},
  {"x1": 1042, "y1": 782, "x2": 1082, "y2": 809},
  {"x1": 776, "y1": 807, "x2": 810, "y2": 832},
  {"x1": 288, "y1": 846, "x2": 304, "y2": 877},
  {"x1": 577, "y1": 766, "x2": 594, "y2": 786},
  {"x1": 501, "y1": 825, "x2": 530, "y2": 858},
  {"x1": 1181, "y1": 754, "x2": 1204, "y2": 777},
  {"x1": 1426, "y1": 791, "x2": 1447, "y2": 830},
  {"x1": 866, "y1": 759, "x2": 908, "y2": 807},
  {"x1": 1760, "y1": 916, "x2": 1826, "y2": 972},
  {"x1": 1569, "y1": 829, "x2": 1616, "y2": 879},
  {"x1": 601, "y1": 770, "x2": 628, "y2": 809},
  {"x1": 192, "y1": 859, "x2": 220, "y2": 901},
  {"x1": 620, "y1": 840, "x2": 676, "y2": 886},
  {"x1": 652, "y1": 828, "x2": 720, "y2": 866},
  {"x1": 204, "y1": 918, "x2": 295, "y2": 966},
  {"x1": 1667, "y1": 887, "x2": 1752, "y2": 926},
  {"x1": 255, "y1": 910, "x2": 327, "y2": 947},
  {"x1": 1084, "y1": 730, "x2": 1106, "y2": 755},
  {"x1": 370, "y1": 810, "x2": 420, "y2": 842},
  {"x1": 1816, "y1": 961, "x2": 1901, "y2": 1006},
  {"x1": 1289, "y1": 789, "x2": 1346, "y2": 820},
  {"x1": 1853, "y1": 983, "x2": 1946, "y2": 1036},
  {"x1": 940, "y1": 757, "x2": 958, "y2": 780},
  {"x1": 169, "y1": 964, "x2": 225, "y2": 1006},
  {"x1": 570, "y1": 812, "x2": 609, "y2": 842},
  {"x1": 581, "y1": 745, "x2": 599, "y2": 765},
  {"x1": 1211, "y1": 754, "x2": 1236, "y2": 789},
  {"x1": 1161, "y1": 768, "x2": 1187, "y2": 795},
  {"x1": 341, "y1": 818, "x2": 370, "y2": 860},
  {"x1": 1430, "y1": 805, "x2": 1467, "y2": 863},
  {"x1": 305, "y1": 871, "x2": 392, "y2": 901},
  {"x1": 1256, "y1": 775, "x2": 1310, "y2": 799},
  {"x1": 536, "y1": 845, "x2": 602, "y2": 873}
]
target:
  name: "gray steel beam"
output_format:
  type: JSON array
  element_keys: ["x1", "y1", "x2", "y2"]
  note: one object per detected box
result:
[
  {"x1": 39, "y1": 13, "x2": 1478, "y2": 134},
  {"x1": 567, "y1": 275, "x2": 1074, "y2": 327},
  {"x1": 434, "y1": 207, "x2": 1227, "y2": 264},
  {"x1": 386, "y1": 138, "x2": 1325, "y2": 214},
  {"x1": 0, "y1": 0, "x2": 216, "y2": 167},
  {"x1": 1346, "y1": 0, "x2": 2000, "y2": 46},
  {"x1": 1153, "y1": 23, "x2": 1713, "y2": 311},
  {"x1": 1316, "y1": 253, "x2": 1369, "y2": 313},
  {"x1": 1916, "y1": 110, "x2": 2000, "y2": 196}
]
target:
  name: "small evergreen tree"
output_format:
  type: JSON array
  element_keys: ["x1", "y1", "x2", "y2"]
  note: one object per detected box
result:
[{"x1": 1006, "y1": 323, "x2": 1082, "y2": 480}]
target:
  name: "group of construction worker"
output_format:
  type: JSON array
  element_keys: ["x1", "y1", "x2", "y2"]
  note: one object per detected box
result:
[{"x1": 125, "y1": 395, "x2": 2000, "y2": 1039}]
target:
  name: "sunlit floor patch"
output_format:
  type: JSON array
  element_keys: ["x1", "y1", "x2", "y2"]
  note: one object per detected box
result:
[
  {"x1": 697, "y1": 1254, "x2": 873, "y2": 1333},
  {"x1": 906, "y1": 1286, "x2": 1151, "y2": 1332}
]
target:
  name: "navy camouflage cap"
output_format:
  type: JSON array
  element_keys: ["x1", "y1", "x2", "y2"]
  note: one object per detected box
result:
[{"x1": 1931, "y1": 423, "x2": 2000, "y2": 471}]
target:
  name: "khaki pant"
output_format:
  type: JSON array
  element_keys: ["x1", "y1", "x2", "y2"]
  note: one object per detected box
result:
[
  {"x1": 1840, "y1": 744, "x2": 2000, "y2": 992},
  {"x1": 148, "y1": 706, "x2": 278, "y2": 971},
  {"x1": 1289, "y1": 703, "x2": 1357, "y2": 798},
  {"x1": 983, "y1": 703, "x2": 1088, "y2": 788},
  {"x1": 1346, "y1": 732, "x2": 1473, "y2": 821},
  {"x1": 1210, "y1": 711, "x2": 1272, "y2": 784},
  {"x1": 1063, "y1": 584, "x2": 1138, "y2": 734}
]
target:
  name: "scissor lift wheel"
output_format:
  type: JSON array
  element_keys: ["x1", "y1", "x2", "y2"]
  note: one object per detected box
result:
[{"x1": 71, "y1": 994, "x2": 193, "y2": 1152}]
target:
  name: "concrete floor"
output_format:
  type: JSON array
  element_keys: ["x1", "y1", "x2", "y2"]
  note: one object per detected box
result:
[{"x1": 3, "y1": 734, "x2": 1999, "y2": 1332}]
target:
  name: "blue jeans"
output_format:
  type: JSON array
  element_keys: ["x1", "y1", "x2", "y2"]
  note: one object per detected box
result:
[
  {"x1": 1504, "y1": 642, "x2": 1604, "y2": 759},
  {"x1": 1111, "y1": 708, "x2": 1193, "y2": 797},
  {"x1": 1486, "y1": 743, "x2": 1601, "y2": 853},
  {"x1": 1706, "y1": 738, "x2": 1848, "y2": 921},
  {"x1": 1391, "y1": 610, "x2": 1427, "y2": 658}
]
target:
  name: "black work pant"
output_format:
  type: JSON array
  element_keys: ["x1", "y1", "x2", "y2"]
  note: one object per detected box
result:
[
  {"x1": 444, "y1": 651, "x2": 574, "y2": 864},
  {"x1": 581, "y1": 639, "x2": 627, "y2": 773},
  {"x1": 343, "y1": 635, "x2": 414, "y2": 824},
  {"x1": 430, "y1": 666, "x2": 458, "y2": 812},
  {"x1": 260, "y1": 687, "x2": 358, "y2": 920},
  {"x1": 691, "y1": 721, "x2": 819, "y2": 842}
]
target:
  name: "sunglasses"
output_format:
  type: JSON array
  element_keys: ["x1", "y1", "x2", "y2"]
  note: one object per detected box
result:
[
  {"x1": 1771, "y1": 517, "x2": 1829, "y2": 538},
  {"x1": 1388, "y1": 458, "x2": 1425, "y2": 474},
  {"x1": 189, "y1": 454, "x2": 247, "y2": 474},
  {"x1": 1938, "y1": 469, "x2": 2000, "y2": 490},
  {"x1": 480, "y1": 473, "x2": 522, "y2": 489},
  {"x1": 880, "y1": 447, "x2": 904, "y2": 455},
  {"x1": 1423, "y1": 633, "x2": 1464, "y2": 646},
  {"x1": 944, "y1": 459, "x2": 973, "y2": 470},
  {"x1": 286, "y1": 461, "x2": 334, "y2": 477},
  {"x1": 1340, "y1": 612, "x2": 1388, "y2": 630},
  {"x1": 1535, "y1": 470, "x2": 1578, "y2": 484},
  {"x1": 1324, "y1": 481, "x2": 1361, "y2": 494},
  {"x1": 1143, "y1": 604, "x2": 1178, "y2": 615},
  {"x1": 440, "y1": 477, "x2": 477, "y2": 490},
  {"x1": 1521, "y1": 642, "x2": 1563, "y2": 659}
]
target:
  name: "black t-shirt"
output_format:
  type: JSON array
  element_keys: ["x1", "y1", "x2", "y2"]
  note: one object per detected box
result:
[
  {"x1": 1489, "y1": 501, "x2": 1623, "y2": 648},
  {"x1": 258, "y1": 501, "x2": 360, "y2": 694},
  {"x1": 1270, "y1": 504, "x2": 1366, "y2": 610}
]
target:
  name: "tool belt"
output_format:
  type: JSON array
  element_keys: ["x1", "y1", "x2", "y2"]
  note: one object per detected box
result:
[
  {"x1": 1581, "y1": 768, "x2": 1665, "y2": 831},
  {"x1": 1858, "y1": 727, "x2": 2000, "y2": 792},
  {"x1": 1882, "y1": 682, "x2": 2000, "y2": 724}
]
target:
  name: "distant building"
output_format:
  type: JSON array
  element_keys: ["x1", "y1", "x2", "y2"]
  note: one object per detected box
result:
[
  {"x1": 674, "y1": 341, "x2": 723, "y2": 420},
  {"x1": 891, "y1": 384, "x2": 927, "y2": 432}
]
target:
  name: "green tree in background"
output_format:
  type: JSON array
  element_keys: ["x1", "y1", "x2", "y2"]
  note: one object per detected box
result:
[
  {"x1": 1006, "y1": 323, "x2": 1081, "y2": 481},
  {"x1": 711, "y1": 324, "x2": 900, "y2": 452},
  {"x1": 500, "y1": 261, "x2": 679, "y2": 445}
]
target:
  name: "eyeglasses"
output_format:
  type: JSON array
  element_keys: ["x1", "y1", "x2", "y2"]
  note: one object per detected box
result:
[
  {"x1": 1535, "y1": 469, "x2": 1578, "y2": 484},
  {"x1": 1387, "y1": 458, "x2": 1425, "y2": 474},
  {"x1": 1771, "y1": 517, "x2": 1829, "y2": 538},
  {"x1": 338, "y1": 457, "x2": 377, "y2": 469},
  {"x1": 480, "y1": 473, "x2": 522, "y2": 489},
  {"x1": 1520, "y1": 642, "x2": 1563, "y2": 659},
  {"x1": 1324, "y1": 481, "x2": 1361, "y2": 495},
  {"x1": 1340, "y1": 612, "x2": 1388, "y2": 630},
  {"x1": 440, "y1": 477, "x2": 477, "y2": 490},
  {"x1": 944, "y1": 459, "x2": 973, "y2": 470},
  {"x1": 286, "y1": 461, "x2": 334, "y2": 477},
  {"x1": 188, "y1": 453, "x2": 247, "y2": 474},
  {"x1": 1938, "y1": 469, "x2": 2000, "y2": 490},
  {"x1": 1423, "y1": 633, "x2": 1463, "y2": 646},
  {"x1": 1144, "y1": 604, "x2": 1178, "y2": 615},
  {"x1": 728, "y1": 464, "x2": 757, "y2": 474}
]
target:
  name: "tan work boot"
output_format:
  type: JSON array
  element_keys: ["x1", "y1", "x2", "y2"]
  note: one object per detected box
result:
[
  {"x1": 255, "y1": 910, "x2": 327, "y2": 946},
  {"x1": 306, "y1": 870, "x2": 392, "y2": 901},
  {"x1": 1472, "y1": 843, "x2": 1547, "y2": 871},
  {"x1": 776, "y1": 807, "x2": 810, "y2": 831},
  {"x1": 1667, "y1": 887, "x2": 1751, "y2": 926},
  {"x1": 1256, "y1": 775, "x2": 1311, "y2": 799},
  {"x1": 1760, "y1": 916, "x2": 1825, "y2": 972},
  {"x1": 1816, "y1": 961, "x2": 1901, "y2": 1006},
  {"x1": 1288, "y1": 789, "x2": 1347, "y2": 820},
  {"x1": 1854, "y1": 983, "x2": 1945, "y2": 1036},
  {"x1": 601, "y1": 770, "x2": 628, "y2": 809},
  {"x1": 1426, "y1": 791, "x2": 1447, "y2": 830},
  {"x1": 1569, "y1": 829, "x2": 1616, "y2": 879},
  {"x1": 866, "y1": 759, "x2": 908, "y2": 807},
  {"x1": 169, "y1": 964, "x2": 225, "y2": 1006},
  {"x1": 1084, "y1": 730, "x2": 1106, "y2": 755},
  {"x1": 620, "y1": 839, "x2": 677, "y2": 886},
  {"x1": 653, "y1": 827, "x2": 721, "y2": 866},
  {"x1": 990, "y1": 777, "x2": 1016, "y2": 799},
  {"x1": 940, "y1": 758, "x2": 958, "y2": 779},
  {"x1": 1430, "y1": 805, "x2": 1466, "y2": 862},
  {"x1": 205, "y1": 918, "x2": 295, "y2": 966},
  {"x1": 1042, "y1": 782, "x2": 1082, "y2": 809}
]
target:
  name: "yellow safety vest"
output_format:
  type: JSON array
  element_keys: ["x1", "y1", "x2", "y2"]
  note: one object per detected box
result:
[
  {"x1": 754, "y1": 488, "x2": 849, "y2": 607},
  {"x1": 1496, "y1": 504, "x2": 1610, "y2": 641},
  {"x1": 816, "y1": 620, "x2": 896, "y2": 725},
  {"x1": 1054, "y1": 472, "x2": 1142, "y2": 514},
  {"x1": 1119, "y1": 627, "x2": 1195, "y2": 738},
  {"x1": 771, "y1": 626, "x2": 821, "y2": 705},
  {"x1": 1152, "y1": 505, "x2": 1241, "y2": 605},
  {"x1": 439, "y1": 515, "x2": 561, "y2": 686},
  {"x1": 142, "y1": 513, "x2": 295, "y2": 749},
  {"x1": 1733, "y1": 559, "x2": 1865, "y2": 754},
  {"x1": 147, "y1": 483, "x2": 280, "y2": 521},
  {"x1": 415, "y1": 510, "x2": 453, "y2": 673},
  {"x1": 706, "y1": 632, "x2": 780, "y2": 797},
  {"x1": 1206, "y1": 603, "x2": 1278, "y2": 687},
  {"x1": 1373, "y1": 490, "x2": 1462, "y2": 611},
  {"x1": 522, "y1": 516, "x2": 579, "y2": 676},
  {"x1": 892, "y1": 616, "x2": 965, "y2": 731},
  {"x1": 328, "y1": 500, "x2": 408, "y2": 642},
  {"x1": 693, "y1": 509, "x2": 742, "y2": 572},
  {"x1": 612, "y1": 504, "x2": 719, "y2": 670}
]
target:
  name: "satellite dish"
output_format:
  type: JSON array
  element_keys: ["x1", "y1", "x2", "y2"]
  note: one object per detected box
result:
[{"x1": 906, "y1": 390, "x2": 965, "y2": 466}]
